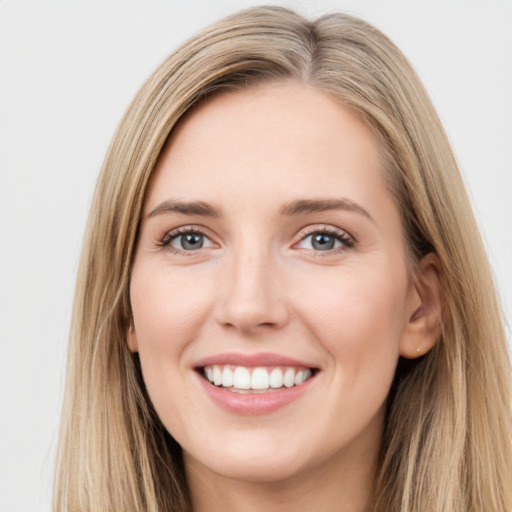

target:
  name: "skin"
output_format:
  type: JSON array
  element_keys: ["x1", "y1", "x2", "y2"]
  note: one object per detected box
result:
[{"x1": 128, "y1": 82, "x2": 441, "y2": 512}]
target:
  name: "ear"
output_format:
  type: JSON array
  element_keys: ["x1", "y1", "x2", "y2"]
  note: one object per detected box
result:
[
  {"x1": 400, "y1": 253, "x2": 443, "y2": 359},
  {"x1": 127, "y1": 320, "x2": 139, "y2": 353}
]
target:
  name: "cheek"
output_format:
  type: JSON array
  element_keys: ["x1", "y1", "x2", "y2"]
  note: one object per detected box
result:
[
  {"x1": 130, "y1": 264, "x2": 215, "y2": 356},
  {"x1": 294, "y1": 264, "x2": 408, "y2": 377},
  {"x1": 129, "y1": 264, "x2": 218, "y2": 435}
]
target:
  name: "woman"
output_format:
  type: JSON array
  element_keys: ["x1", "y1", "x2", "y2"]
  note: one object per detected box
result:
[{"x1": 53, "y1": 6, "x2": 512, "y2": 511}]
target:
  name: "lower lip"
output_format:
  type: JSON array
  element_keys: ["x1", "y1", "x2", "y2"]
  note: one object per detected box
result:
[{"x1": 196, "y1": 372, "x2": 316, "y2": 415}]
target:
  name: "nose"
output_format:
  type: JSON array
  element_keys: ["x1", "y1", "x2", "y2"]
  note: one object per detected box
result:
[{"x1": 214, "y1": 244, "x2": 290, "y2": 335}]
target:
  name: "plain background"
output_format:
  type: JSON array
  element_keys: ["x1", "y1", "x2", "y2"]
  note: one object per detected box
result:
[{"x1": 1, "y1": 1, "x2": 511, "y2": 510}]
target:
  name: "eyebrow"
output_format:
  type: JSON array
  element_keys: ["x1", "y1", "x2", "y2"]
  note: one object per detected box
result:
[
  {"x1": 279, "y1": 199, "x2": 373, "y2": 221},
  {"x1": 147, "y1": 199, "x2": 222, "y2": 219},
  {"x1": 147, "y1": 197, "x2": 372, "y2": 221}
]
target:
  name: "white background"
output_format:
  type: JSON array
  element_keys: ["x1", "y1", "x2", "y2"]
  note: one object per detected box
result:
[{"x1": 1, "y1": 1, "x2": 511, "y2": 511}]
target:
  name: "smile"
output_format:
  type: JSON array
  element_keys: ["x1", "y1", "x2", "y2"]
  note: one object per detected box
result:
[
  {"x1": 194, "y1": 353, "x2": 320, "y2": 414},
  {"x1": 203, "y1": 365, "x2": 314, "y2": 393}
]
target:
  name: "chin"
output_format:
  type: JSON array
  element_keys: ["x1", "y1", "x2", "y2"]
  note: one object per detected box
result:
[
  {"x1": 182, "y1": 431, "x2": 315, "y2": 484},
  {"x1": 189, "y1": 451, "x2": 309, "y2": 484}
]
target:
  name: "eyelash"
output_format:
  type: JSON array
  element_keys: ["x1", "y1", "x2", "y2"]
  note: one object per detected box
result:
[
  {"x1": 159, "y1": 226, "x2": 212, "y2": 255},
  {"x1": 159, "y1": 225, "x2": 355, "y2": 256},
  {"x1": 295, "y1": 225, "x2": 355, "y2": 255}
]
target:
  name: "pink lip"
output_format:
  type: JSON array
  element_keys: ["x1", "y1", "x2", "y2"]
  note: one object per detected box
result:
[
  {"x1": 195, "y1": 372, "x2": 316, "y2": 415},
  {"x1": 193, "y1": 352, "x2": 319, "y2": 415},
  {"x1": 194, "y1": 352, "x2": 317, "y2": 369}
]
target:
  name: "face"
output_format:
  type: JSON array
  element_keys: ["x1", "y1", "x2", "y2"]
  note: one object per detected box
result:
[{"x1": 129, "y1": 82, "x2": 422, "y2": 484}]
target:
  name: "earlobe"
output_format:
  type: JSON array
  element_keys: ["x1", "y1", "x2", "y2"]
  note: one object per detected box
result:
[
  {"x1": 127, "y1": 321, "x2": 139, "y2": 352},
  {"x1": 400, "y1": 253, "x2": 443, "y2": 359}
]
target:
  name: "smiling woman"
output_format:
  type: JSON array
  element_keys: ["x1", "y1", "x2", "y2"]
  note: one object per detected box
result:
[
  {"x1": 53, "y1": 6, "x2": 512, "y2": 512},
  {"x1": 127, "y1": 82, "x2": 442, "y2": 506}
]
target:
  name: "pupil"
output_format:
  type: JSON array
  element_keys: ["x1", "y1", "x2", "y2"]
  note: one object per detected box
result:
[
  {"x1": 182, "y1": 233, "x2": 203, "y2": 250},
  {"x1": 312, "y1": 233, "x2": 334, "y2": 251}
]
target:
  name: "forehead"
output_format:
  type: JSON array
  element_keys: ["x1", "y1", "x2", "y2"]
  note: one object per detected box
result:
[{"x1": 145, "y1": 81, "x2": 391, "y2": 218}]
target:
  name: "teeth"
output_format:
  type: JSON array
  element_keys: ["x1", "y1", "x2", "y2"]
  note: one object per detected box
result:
[
  {"x1": 203, "y1": 365, "x2": 314, "y2": 391},
  {"x1": 251, "y1": 368, "x2": 269, "y2": 390},
  {"x1": 283, "y1": 368, "x2": 295, "y2": 388},
  {"x1": 269, "y1": 367, "x2": 284, "y2": 388},
  {"x1": 233, "y1": 366, "x2": 251, "y2": 389},
  {"x1": 222, "y1": 366, "x2": 233, "y2": 387},
  {"x1": 293, "y1": 369, "x2": 312, "y2": 385},
  {"x1": 213, "y1": 365, "x2": 222, "y2": 386}
]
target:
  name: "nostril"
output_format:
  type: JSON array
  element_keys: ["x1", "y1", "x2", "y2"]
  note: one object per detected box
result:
[
  {"x1": 216, "y1": 305, "x2": 290, "y2": 334},
  {"x1": 213, "y1": 264, "x2": 291, "y2": 333}
]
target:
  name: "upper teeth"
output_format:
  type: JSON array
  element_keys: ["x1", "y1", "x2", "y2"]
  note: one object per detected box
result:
[{"x1": 204, "y1": 365, "x2": 313, "y2": 391}]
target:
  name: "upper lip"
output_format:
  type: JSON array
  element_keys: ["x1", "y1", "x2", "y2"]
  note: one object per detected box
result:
[{"x1": 194, "y1": 352, "x2": 319, "y2": 369}]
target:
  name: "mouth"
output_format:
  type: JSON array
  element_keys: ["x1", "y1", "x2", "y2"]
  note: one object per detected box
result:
[
  {"x1": 193, "y1": 352, "x2": 320, "y2": 414},
  {"x1": 200, "y1": 364, "x2": 317, "y2": 394}
]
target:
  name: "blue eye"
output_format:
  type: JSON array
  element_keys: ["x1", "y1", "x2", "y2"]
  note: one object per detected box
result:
[
  {"x1": 297, "y1": 230, "x2": 353, "y2": 252},
  {"x1": 163, "y1": 230, "x2": 214, "y2": 251}
]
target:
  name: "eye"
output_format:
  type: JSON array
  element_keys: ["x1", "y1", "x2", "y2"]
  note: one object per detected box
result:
[
  {"x1": 296, "y1": 229, "x2": 354, "y2": 252},
  {"x1": 162, "y1": 228, "x2": 215, "y2": 252}
]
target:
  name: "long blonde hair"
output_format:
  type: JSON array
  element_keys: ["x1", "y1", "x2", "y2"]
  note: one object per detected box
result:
[{"x1": 54, "y1": 6, "x2": 512, "y2": 511}]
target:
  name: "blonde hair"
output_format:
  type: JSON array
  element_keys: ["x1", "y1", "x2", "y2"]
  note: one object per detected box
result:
[{"x1": 54, "y1": 6, "x2": 512, "y2": 511}]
